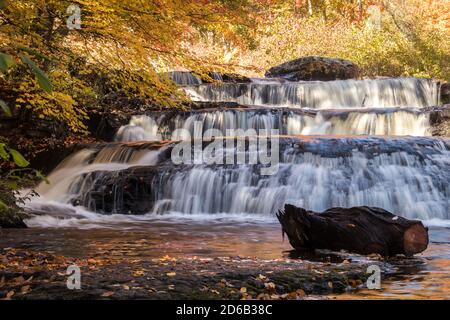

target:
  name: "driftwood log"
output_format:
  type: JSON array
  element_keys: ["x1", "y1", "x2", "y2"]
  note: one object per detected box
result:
[{"x1": 277, "y1": 205, "x2": 429, "y2": 257}]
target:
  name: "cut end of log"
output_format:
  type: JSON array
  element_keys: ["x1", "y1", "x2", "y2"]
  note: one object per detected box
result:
[{"x1": 404, "y1": 224, "x2": 429, "y2": 256}]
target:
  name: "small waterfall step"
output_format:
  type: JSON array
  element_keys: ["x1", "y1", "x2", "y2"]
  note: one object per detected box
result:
[
  {"x1": 184, "y1": 77, "x2": 439, "y2": 109},
  {"x1": 31, "y1": 136, "x2": 450, "y2": 221},
  {"x1": 116, "y1": 107, "x2": 437, "y2": 142}
]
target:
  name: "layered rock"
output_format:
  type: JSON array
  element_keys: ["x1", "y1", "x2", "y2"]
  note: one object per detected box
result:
[{"x1": 429, "y1": 104, "x2": 450, "y2": 137}]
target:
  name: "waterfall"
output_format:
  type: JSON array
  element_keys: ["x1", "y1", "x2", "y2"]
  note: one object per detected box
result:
[
  {"x1": 184, "y1": 78, "x2": 439, "y2": 109},
  {"x1": 26, "y1": 74, "x2": 449, "y2": 226},
  {"x1": 116, "y1": 116, "x2": 162, "y2": 142},
  {"x1": 115, "y1": 109, "x2": 432, "y2": 142},
  {"x1": 166, "y1": 71, "x2": 202, "y2": 86},
  {"x1": 56, "y1": 137, "x2": 450, "y2": 221}
]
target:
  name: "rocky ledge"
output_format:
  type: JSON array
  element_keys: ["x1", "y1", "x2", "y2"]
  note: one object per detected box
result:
[{"x1": 0, "y1": 247, "x2": 377, "y2": 300}]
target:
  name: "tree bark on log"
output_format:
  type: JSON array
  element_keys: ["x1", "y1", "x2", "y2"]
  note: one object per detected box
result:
[{"x1": 277, "y1": 205, "x2": 429, "y2": 257}]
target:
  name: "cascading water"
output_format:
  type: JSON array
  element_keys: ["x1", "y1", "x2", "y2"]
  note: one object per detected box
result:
[
  {"x1": 33, "y1": 137, "x2": 450, "y2": 222},
  {"x1": 26, "y1": 75, "x2": 449, "y2": 227},
  {"x1": 184, "y1": 77, "x2": 439, "y2": 109},
  {"x1": 166, "y1": 71, "x2": 202, "y2": 86},
  {"x1": 115, "y1": 108, "x2": 432, "y2": 142}
]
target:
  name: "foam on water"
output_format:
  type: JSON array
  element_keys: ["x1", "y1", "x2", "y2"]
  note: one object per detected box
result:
[
  {"x1": 115, "y1": 108, "x2": 432, "y2": 142},
  {"x1": 26, "y1": 137, "x2": 450, "y2": 225},
  {"x1": 184, "y1": 77, "x2": 439, "y2": 109}
]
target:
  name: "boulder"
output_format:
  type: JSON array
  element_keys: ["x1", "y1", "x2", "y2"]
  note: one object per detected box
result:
[{"x1": 265, "y1": 56, "x2": 361, "y2": 81}]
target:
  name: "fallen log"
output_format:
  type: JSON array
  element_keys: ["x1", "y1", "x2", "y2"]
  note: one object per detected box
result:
[{"x1": 277, "y1": 205, "x2": 429, "y2": 257}]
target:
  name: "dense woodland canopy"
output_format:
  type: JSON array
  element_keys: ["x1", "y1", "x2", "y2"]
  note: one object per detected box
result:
[
  {"x1": 0, "y1": 0, "x2": 449, "y2": 218},
  {"x1": 0, "y1": 0, "x2": 449, "y2": 127}
]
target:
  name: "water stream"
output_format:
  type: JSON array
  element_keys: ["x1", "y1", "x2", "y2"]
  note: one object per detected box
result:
[{"x1": 18, "y1": 76, "x2": 450, "y2": 299}]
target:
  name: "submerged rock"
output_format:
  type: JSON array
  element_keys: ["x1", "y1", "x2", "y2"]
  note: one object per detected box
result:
[{"x1": 265, "y1": 56, "x2": 361, "y2": 81}]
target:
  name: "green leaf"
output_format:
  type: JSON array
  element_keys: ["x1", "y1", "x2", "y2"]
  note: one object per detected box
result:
[
  {"x1": 0, "y1": 52, "x2": 15, "y2": 72},
  {"x1": 8, "y1": 148, "x2": 29, "y2": 167},
  {"x1": 0, "y1": 99, "x2": 12, "y2": 117},
  {"x1": 7, "y1": 181, "x2": 17, "y2": 190},
  {"x1": 0, "y1": 0, "x2": 7, "y2": 10},
  {"x1": 20, "y1": 55, "x2": 53, "y2": 93},
  {"x1": 35, "y1": 170, "x2": 49, "y2": 184},
  {"x1": 0, "y1": 143, "x2": 8, "y2": 160},
  {"x1": 0, "y1": 199, "x2": 7, "y2": 210}
]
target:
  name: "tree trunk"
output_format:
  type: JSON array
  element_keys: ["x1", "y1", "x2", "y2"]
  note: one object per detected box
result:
[{"x1": 277, "y1": 205, "x2": 429, "y2": 257}]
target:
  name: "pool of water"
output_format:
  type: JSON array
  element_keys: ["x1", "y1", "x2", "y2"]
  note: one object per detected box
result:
[{"x1": 1, "y1": 216, "x2": 449, "y2": 299}]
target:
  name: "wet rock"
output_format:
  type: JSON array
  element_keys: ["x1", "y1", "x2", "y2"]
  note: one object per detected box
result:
[
  {"x1": 0, "y1": 248, "x2": 375, "y2": 300},
  {"x1": 70, "y1": 166, "x2": 164, "y2": 214},
  {"x1": 265, "y1": 56, "x2": 361, "y2": 81},
  {"x1": 440, "y1": 83, "x2": 450, "y2": 104},
  {"x1": 430, "y1": 104, "x2": 450, "y2": 137},
  {"x1": 87, "y1": 109, "x2": 131, "y2": 142},
  {"x1": 205, "y1": 72, "x2": 251, "y2": 83},
  {"x1": 0, "y1": 208, "x2": 27, "y2": 229}
]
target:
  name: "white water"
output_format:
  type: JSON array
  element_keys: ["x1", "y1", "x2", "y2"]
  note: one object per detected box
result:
[
  {"x1": 25, "y1": 75, "x2": 449, "y2": 228},
  {"x1": 33, "y1": 146, "x2": 164, "y2": 203},
  {"x1": 166, "y1": 71, "x2": 202, "y2": 86},
  {"x1": 185, "y1": 78, "x2": 439, "y2": 109},
  {"x1": 115, "y1": 109, "x2": 431, "y2": 142},
  {"x1": 27, "y1": 137, "x2": 450, "y2": 224}
]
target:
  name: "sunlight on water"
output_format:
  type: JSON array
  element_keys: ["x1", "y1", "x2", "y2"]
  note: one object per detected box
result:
[
  {"x1": 184, "y1": 78, "x2": 439, "y2": 109},
  {"x1": 115, "y1": 109, "x2": 432, "y2": 142}
]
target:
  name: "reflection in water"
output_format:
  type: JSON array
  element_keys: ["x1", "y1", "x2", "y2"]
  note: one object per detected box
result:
[
  {"x1": 331, "y1": 228, "x2": 450, "y2": 300},
  {"x1": 1, "y1": 221, "x2": 448, "y2": 299}
]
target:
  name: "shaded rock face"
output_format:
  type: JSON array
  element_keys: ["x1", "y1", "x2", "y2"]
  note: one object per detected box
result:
[
  {"x1": 441, "y1": 82, "x2": 450, "y2": 104},
  {"x1": 265, "y1": 56, "x2": 361, "y2": 81},
  {"x1": 0, "y1": 214, "x2": 27, "y2": 228},
  {"x1": 206, "y1": 72, "x2": 252, "y2": 83},
  {"x1": 70, "y1": 166, "x2": 163, "y2": 215},
  {"x1": 430, "y1": 104, "x2": 450, "y2": 137}
]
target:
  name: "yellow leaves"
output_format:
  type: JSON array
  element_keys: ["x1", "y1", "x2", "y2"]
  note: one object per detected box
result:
[
  {"x1": 133, "y1": 270, "x2": 145, "y2": 277},
  {"x1": 264, "y1": 282, "x2": 276, "y2": 292},
  {"x1": 257, "y1": 274, "x2": 268, "y2": 281},
  {"x1": 160, "y1": 255, "x2": 177, "y2": 262}
]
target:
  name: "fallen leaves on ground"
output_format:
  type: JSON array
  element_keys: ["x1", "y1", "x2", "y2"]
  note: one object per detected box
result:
[{"x1": 101, "y1": 291, "x2": 114, "y2": 297}]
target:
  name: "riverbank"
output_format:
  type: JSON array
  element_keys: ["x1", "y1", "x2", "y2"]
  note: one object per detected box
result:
[
  {"x1": 1, "y1": 221, "x2": 448, "y2": 300},
  {"x1": 0, "y1": 247, "x2": 371, "y2": 300}
]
